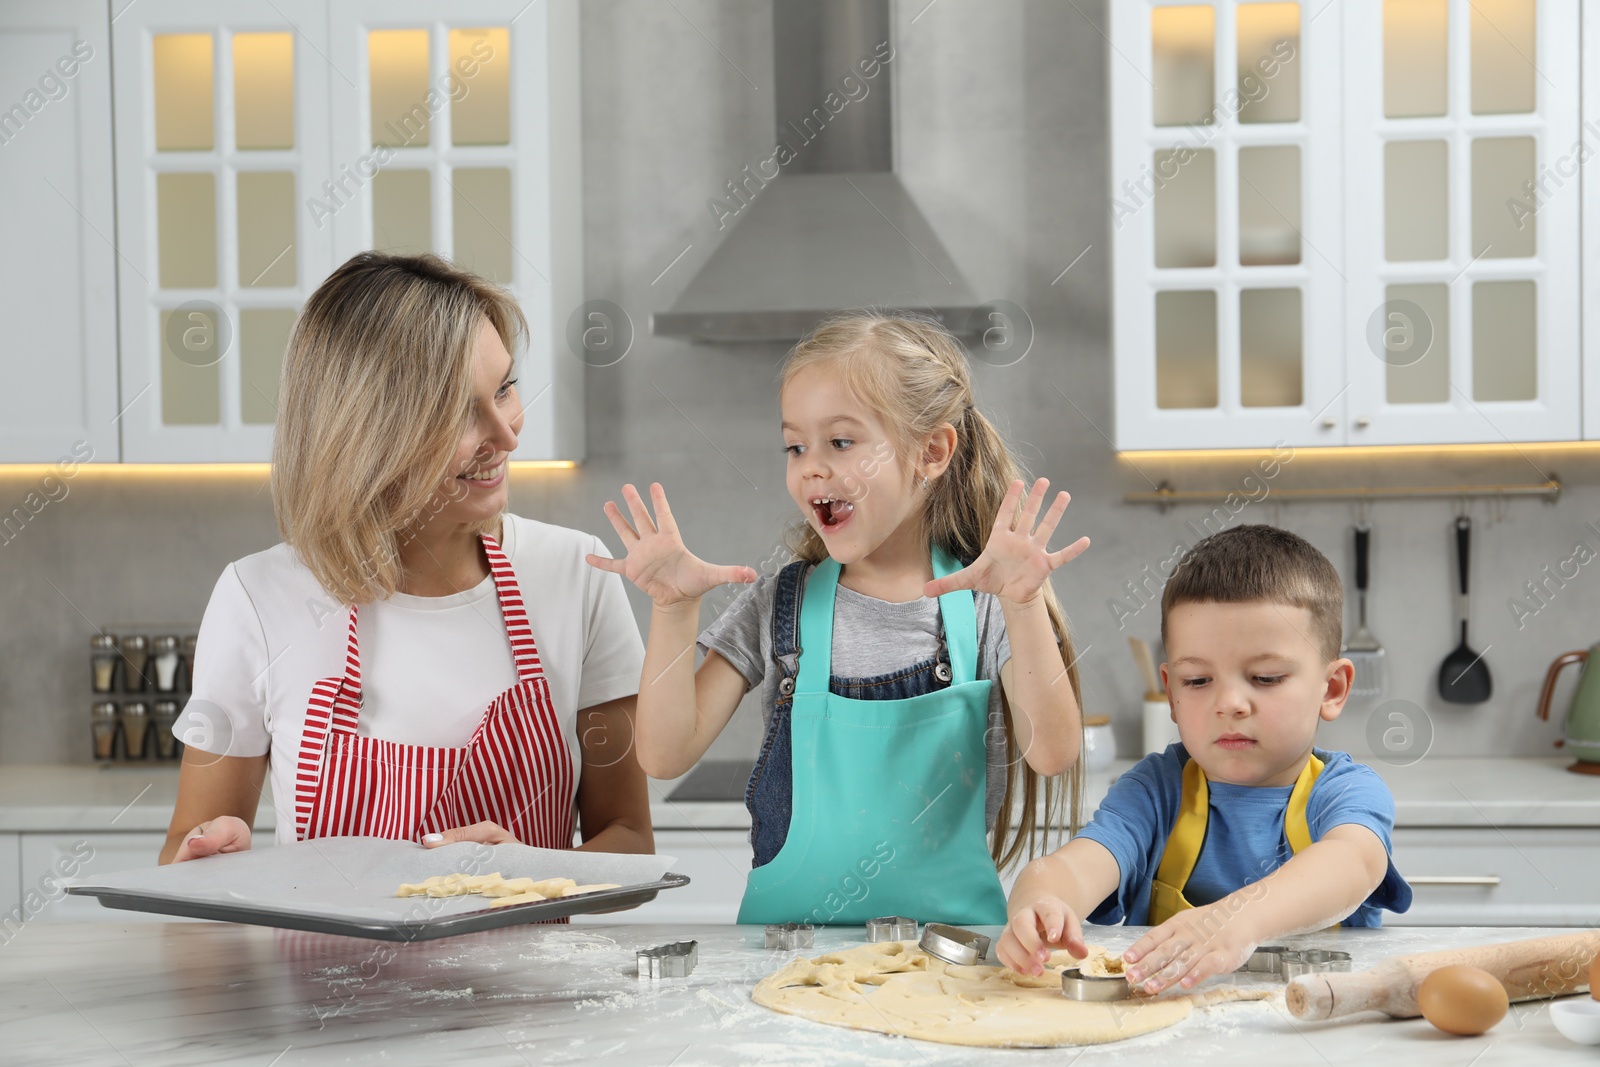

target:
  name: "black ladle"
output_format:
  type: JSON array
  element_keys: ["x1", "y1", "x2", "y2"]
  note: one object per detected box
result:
[{"x1": 1438, "y1": 516, "x2": 1492, "y2": 704}]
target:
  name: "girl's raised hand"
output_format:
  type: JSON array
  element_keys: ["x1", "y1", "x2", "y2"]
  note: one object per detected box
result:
[
  {"x1": 584, "y1": 482, "x2": 757, "y2": 608},
  {"x1": 925, "y1": 478, "x2": 1089, "y2": 606}
]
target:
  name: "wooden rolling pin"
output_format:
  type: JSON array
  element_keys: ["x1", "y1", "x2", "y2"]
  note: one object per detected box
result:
[{"x1": 1286, "y1": 931, "x2": 1599, "y2": 1020}]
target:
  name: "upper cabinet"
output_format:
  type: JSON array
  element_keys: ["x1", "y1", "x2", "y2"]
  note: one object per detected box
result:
[
  {"x1": 1111, "y1": 0, "x2": 1584, "y2": 450},
  {"x1": 92, "y1": 0, "x2": 582, "y2": 463},
  {"x1": 0, "y1": 0, "x2": 120, "y2": 463}
]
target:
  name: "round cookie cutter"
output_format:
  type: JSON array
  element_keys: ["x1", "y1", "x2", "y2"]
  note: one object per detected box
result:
[
  {"x1": 1061, "y1": 967, "x2": 1133, "y2": 1002},
  {"x1": 919, "y1": 923, "x2": 991, "y2": 966},
  {"x1": 866, "y1": 916, "x2": 919, "y2": 942},
  {"x1": 764, "y1": 922, "x2": 815, "y2": 950}
]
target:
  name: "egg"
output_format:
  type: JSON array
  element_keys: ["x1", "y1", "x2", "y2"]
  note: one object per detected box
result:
[{"x1": 1417, "y1": 965, "x2": 1510, "y2": 1036}]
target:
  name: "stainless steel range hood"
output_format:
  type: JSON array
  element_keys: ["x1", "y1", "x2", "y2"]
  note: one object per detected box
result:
[{"x1": 651, "y1": 0, "x2": 981, "y2": 343}]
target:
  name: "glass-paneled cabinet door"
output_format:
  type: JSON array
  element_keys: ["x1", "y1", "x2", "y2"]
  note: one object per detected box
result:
[
  {"x1": 0, "y1": 0, "x2": 119, "y2": 463},
  {"x1": 113, "y1": 0, "x2": 335, "y2": 462},
  {"x1": 1112, "y1": 1, "x2": 1347, "y2": 450},
  {"x1": 1343, "y1": 0, "x2": 1580, "y2": 444},
  {"x1": 327, "y1": 0, "x2": 584, "y2": 461}
]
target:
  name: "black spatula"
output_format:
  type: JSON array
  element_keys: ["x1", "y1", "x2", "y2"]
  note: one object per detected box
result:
[{"x1": 1438, "y1": 516, "x2": 1492, "y2": 704}]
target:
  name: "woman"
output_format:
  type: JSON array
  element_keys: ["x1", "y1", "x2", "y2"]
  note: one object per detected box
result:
[{"x1": 161, "y1": 252, "x2": 651, "y2": 864}]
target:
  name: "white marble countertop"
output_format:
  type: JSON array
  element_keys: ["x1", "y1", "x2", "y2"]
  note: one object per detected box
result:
[
  {"x1": 0, "y1": 920, "x2": 1594, "y2": 1065},
  {"x1": 0, "y1": 756, "x2": 1595, "y2": 834}
]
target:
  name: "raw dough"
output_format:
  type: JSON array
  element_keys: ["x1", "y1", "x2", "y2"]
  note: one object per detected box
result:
[
  {"x1": 1079, "y1": 953, "x2": 1126, "y2": 978},
  {"x1": 752, "y1": 942, "x2": 1274, "y2": 1049},
  {"x1": 395, "y1": 872, "x2": 619, "y2": 905}
]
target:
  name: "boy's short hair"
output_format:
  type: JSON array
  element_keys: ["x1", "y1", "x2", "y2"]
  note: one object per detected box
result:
[{"x1": 1160, "y1": 525, "x2": 1344, "y2": 661}]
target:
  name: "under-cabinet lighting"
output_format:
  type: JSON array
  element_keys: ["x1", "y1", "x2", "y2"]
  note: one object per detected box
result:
[
  {"x1": 1119, "y1": 441, "x2": 1600, "y2": 461},
  {"x1": 0, "y1": 461, "x2": 578, "y2": 477}
]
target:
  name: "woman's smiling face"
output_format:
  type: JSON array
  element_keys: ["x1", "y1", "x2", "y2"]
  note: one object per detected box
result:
[
  {"x1": 431, "y1": 318, "x2": 523, "y2": 528},
  {"x1": 780, "y1": 366, "x2": 919, "y2": 566}
]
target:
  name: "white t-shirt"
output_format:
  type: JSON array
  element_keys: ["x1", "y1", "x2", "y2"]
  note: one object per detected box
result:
[{"x1": 177, "y1": 514, "x2": 646, "y2": 844}]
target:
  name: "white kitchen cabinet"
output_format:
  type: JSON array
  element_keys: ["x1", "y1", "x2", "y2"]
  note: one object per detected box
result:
[
  {"x1": 105, "y1": 0, "x2": 583, "y2": 463},
  {"x1": 1387, "y1": 827, "x2": 1600, "y2": 926},
  {"x1": 0, "y1": 1, "x2": 120, "y2": 464},
  {"x1": 1111, "y1": 0, "x2": 1586, "y2": 450},
  {"x1": 0, "y1": 833, "x2": 19, "y2": 933},
  {"x1": 573, "y1": 830, "x2": 750, "y2": 925}
]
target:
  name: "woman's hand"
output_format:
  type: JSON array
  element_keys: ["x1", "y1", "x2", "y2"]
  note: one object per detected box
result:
[
  {"x1": 421, "y1": 821, "x2": 519, "y2": 847},
  {"x1": 924, "y1": 478, "x2": 1089, "y2": 607},
  {"x1": 585, "y1": 482, "x2": 756, "y2": 608},
  {"x1": 997, "y1": 895, "x2": 1090, "y2": 975},
  {"x1": 1122, "y1": 902, "x2": 1258, "y2": 994},
  {"x1": 169, "y1": 815, "x2": 253, "y2": 863}
]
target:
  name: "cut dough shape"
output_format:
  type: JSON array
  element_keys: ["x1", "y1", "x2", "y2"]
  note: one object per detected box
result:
[
  {"x1": 394, "y1": 872, "x2": 616, "y2": 906},
  {"x1": 1078, "y1": 953, "x2": 1127, "y2": 978},
  {"x1": 752, "y1": 942, "x2": 1275, "y2": 1048}
]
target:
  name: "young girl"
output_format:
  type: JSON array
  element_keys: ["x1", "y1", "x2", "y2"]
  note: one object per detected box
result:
[{"x1": 587, "y1": 313, "x2": 1090, "y2": 925}]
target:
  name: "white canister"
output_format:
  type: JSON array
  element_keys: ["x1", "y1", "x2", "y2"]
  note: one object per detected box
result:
[
  {"x1": 1142, "y1": 694, "x2": 1179, "y2": 755},
  {"x1": 1082, "y1": 715, "x2": 1115, "y2": 773}
]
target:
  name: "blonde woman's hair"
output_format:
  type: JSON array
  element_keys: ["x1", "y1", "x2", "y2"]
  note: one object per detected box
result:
[
  {"x1": 779, "y1": 311, "x2": 1086, "y2": 870},
  {"x1": 272, "y1": 251, "x2": 527, "y2": 606}
]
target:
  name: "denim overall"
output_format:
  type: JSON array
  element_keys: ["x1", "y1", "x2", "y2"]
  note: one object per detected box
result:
[{"x1": 736, "y1": 546, "x2": 1008, "y2": 926}]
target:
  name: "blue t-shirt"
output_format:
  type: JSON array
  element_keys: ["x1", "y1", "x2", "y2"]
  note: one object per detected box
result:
[{"x1": 1075, "y1": 745, "x2": 1413, "y2": 927}]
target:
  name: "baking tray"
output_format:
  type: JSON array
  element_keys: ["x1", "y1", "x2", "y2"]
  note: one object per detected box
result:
[{"x1": 64, "y1": 837, "x2": 689, "y2": 942}]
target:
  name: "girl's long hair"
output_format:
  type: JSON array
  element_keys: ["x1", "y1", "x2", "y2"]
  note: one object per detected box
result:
[{"x1": 779, "y1": 311, "x2": 1085, "y2": 869}]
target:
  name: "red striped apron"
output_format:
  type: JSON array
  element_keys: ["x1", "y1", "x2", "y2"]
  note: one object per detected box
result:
[{"x1": 292, "y1": 533, "x2": 576, "y2": 848}]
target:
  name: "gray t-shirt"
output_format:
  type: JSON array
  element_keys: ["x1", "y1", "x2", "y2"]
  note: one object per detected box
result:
[{"x1": 697, "y1": 567, "x2": 1014, "y2": 828}]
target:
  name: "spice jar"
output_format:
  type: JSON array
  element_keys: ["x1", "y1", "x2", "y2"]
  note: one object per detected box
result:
[
  {"x1": 90, "y1": 634, "x2": 119, "y2": 693},
  {"x1": 180, "y1": 634, "x2": 198, "y2": 691},
  {"x1": 152, "y1": 636, "x2": 181, "y2": 693},
  {"x1": 121, "y1": 635, "x2": 150, "y2": 693},
  {"x1": 121, "y1": 701, "x2": 150, "y2": 759},
  {"x1": 91, "y1": 702, "x2": 120, "y2": 760},
  {"x1": 151, "y1": 700, "x2": 180, "y2": 759},
  {"x1": 1083, "y1": 714, "x2": 1117, "y2": 774}
]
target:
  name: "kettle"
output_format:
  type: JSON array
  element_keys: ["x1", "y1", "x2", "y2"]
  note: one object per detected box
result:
[{"x1": 1535, "y1": 643, "x2": 1600, "y2": 776}]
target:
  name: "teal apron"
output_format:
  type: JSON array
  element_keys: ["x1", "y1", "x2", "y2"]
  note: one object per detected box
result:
[{"x1": 736, "y1": 546, "x2": 1009, "y2": 926}]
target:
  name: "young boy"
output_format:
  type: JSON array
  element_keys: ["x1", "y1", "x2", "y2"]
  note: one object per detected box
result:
[{"x1": 998, "y1": 525, "x2": 1412, "y2": 993}]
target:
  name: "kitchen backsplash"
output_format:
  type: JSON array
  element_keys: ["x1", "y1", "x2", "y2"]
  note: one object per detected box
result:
[{"x1": 2, "y1": 0, "x2": 1596, "y2": 767}]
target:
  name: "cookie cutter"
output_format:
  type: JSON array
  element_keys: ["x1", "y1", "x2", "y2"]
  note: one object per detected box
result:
[
  {"x1": 1241, "y1": 944, "x2": 1294, "y2": 976},
  {"x1": 919, "y1": 923, "x2": 991, "y2": 966},
  {"x1": 1278, "y1": 949, "x2": 1352, "y2": 980},
  {"x1": 1061, "y1": 967, "x2": 1133, "y2": 1002},
  {"x1": 637, "y1": 940, "x2": 698, "y2": 979},
  {"x1": 764, "y1": 922, "x2": 815, "y2": 950},
  {"x1": 865, "y1": 916, "x2": 919, "y2": 943}
]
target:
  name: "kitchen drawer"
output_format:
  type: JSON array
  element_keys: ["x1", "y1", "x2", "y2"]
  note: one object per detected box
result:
[
  {"x1": 1388, "y1": 827, "x2": 1600, "y2": 927},
  {"x1": 573, "y1": 830, "x2": 750, "y2": 925},
  {"x1": 0, "y1": 833, "x2": 19, "y2": 935}
]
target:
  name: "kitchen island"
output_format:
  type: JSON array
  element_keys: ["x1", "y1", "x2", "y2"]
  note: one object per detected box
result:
[{"x1": 0, "y1": 920, "x2": 1592, "y2": 1066}]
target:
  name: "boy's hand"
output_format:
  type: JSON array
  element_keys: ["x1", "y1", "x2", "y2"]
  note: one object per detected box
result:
[
  {"x1": 997, "y1": 896, "x2": 1090, "y2": 976},
  {"x1": 923, "y1": 478, "x2": 1089, "y2": 607},
  {"x1": 586, "y1": 482, "x2": 757, "y2": 608},
  {"x1": 1122, "y1": 903, "x2": 1258, "y2": 994}
]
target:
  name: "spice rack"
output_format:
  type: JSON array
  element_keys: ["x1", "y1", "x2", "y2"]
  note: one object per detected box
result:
[{"x1": 89, "y1": 628, "x2": 197, "y2": 762}]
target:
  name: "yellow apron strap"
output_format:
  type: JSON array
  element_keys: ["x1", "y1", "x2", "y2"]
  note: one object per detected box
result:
[
  {"x1": 1148, "y1": 752, "x2": 1333, "y2": 927},
  {"x1": 1148, "y1": 757, "x2": 1208, "y2": 925},
  {"x1": 1284, "y1": 751, "x2": 1325, "y2": 855}
]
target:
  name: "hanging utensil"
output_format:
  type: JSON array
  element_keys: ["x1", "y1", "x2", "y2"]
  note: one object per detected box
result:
[
  {"x1": 1437, "y1": 516, "x2": 1492, "y2": 704},
  {"x1": 1344, "y1": 524, "x2": 1386, "y2": 700}
]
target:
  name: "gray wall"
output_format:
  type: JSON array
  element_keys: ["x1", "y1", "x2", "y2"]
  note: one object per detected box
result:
[{"x1": 2, "y1": 0, "x2": 1596, "y2": 770}]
